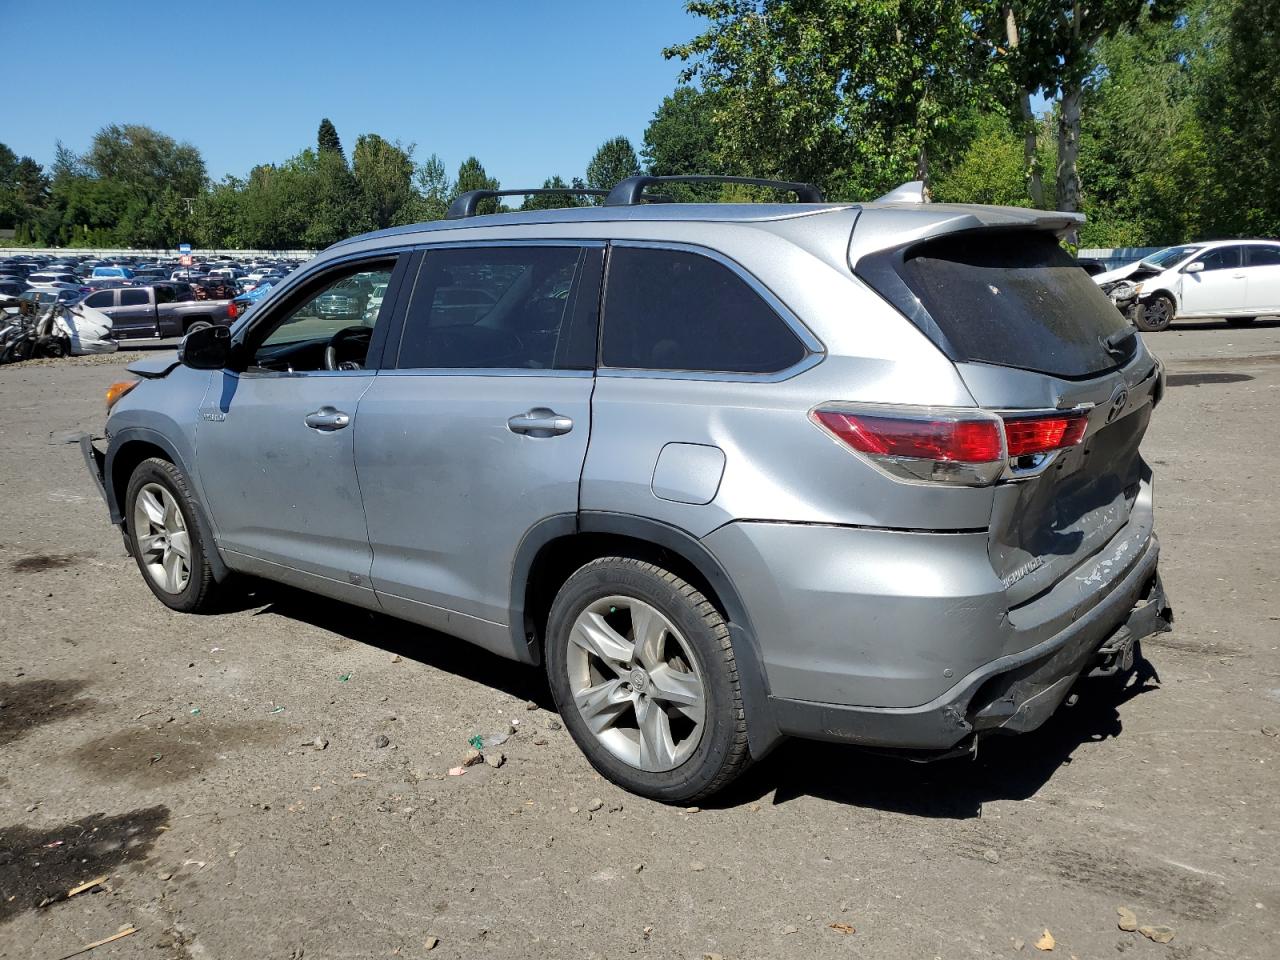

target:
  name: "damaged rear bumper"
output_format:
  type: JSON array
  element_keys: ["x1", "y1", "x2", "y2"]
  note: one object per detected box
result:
[{"x1": 769, "y1": 536, "x2": 1171, "y2": 752}]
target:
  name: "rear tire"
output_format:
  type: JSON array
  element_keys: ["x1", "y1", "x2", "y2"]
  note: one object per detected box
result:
[
  {"x1": 1136, "y1": 294, "x2": 1175, "y2": 332},
  {"x1": 125, "y1": 457, "x2": 223, "y2": 613},
  {"x1": 546, "y1": 557, "x2": 751, "y2": 803},
  {"x1": 185, "y1": 319, "x2": 213, "y2": 335},
  {"x1": 1225, "y1": 316, "x2": 1256, "y2": 327}
]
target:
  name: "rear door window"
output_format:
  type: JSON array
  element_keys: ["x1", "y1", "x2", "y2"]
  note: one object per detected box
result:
[
  {"x1": 1246, "y1": 245, "x2": 1280, "y2": 267},
  {"x1": 397, "y1": 246, "x2": 600, "y2": 370},
  {"x1": 876, "y1": 230, "x2": 1132, "y2": 379},
  {"x1": 120, "y1": 289, "x2": 150, "y2": 306},
  {"x1": 601, "y1": 246, "x2": 807, "y2": 373},
  {"x1": 85, "y1": 291, "x2": 114, "y2": 308}
]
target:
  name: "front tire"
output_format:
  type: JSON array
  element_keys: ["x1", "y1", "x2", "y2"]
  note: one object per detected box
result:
[
  {"x1": 545, "y1": 557, "x2": 751, "y2": 803},
  {"x1": 125, "y1": 457, "x2": 222, "y2": 612},
  {"x1": 1136, "y1": 294, "x2": 1175, "y2": 332},
  {"x1": 184, "y1": 319, "x2": 213, "y2": 335}
]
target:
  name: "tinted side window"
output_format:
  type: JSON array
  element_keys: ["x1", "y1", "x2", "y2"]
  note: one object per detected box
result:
[
  {"x1": 154, "y1": 285, "x2": 176, "y2": 304},
  {"x1": 85, "y1": 291, "x2": 114, "y2": 308},
  {"x1": 120, "y1": 289, "x2": 149, "y2": 306},
  {"x1": 601, "y1": 247, "x2": 806, "y2": 373},
  {"x1": 1247, "y1": 245, "x2": 1280, "y2": 267},
  {"x1": 1196, "y1": 247, "x2": 1241, "y2": 271},
  {"x1": 397, "y1": 246, "x2": 598, "y2": 370}
]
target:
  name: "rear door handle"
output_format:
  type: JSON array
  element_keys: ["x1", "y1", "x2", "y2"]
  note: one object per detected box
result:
[
  {"x1": 304, "y1": 406, "x2": 351, "y2": 431},
  {"x1": 507, "y1": 408, "x2": 573, "y2": 437}
]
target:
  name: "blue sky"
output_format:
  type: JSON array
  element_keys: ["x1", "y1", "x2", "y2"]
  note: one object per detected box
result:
[{"x1": 3, "y1": 0, "x2": 701, "y2": 189}]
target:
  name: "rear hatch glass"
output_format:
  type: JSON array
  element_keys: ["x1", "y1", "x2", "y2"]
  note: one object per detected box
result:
[{"x1": 883, "y1": 230, "x2": 1132, "y2": 379}]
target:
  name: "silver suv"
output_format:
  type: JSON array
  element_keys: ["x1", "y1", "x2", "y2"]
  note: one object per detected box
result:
[{"x1": 84, "y1": 176, "x2": 1172, "y2": 802}]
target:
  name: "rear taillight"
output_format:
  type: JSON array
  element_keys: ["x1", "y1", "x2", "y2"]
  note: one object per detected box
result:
[
  {"x1": 811, "y1": 403, "x2": 1089, "y2": 486},
  {"x1": 1002, "y1": 412, "x2": 1088, "y2": 457},
  {"x1": 226, "y1": 301, "x2": 239, "y2": 319}
]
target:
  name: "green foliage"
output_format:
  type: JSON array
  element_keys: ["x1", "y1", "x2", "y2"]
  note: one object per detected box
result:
[
  {"x1": 521, "y1": 175, "x2": 591, "y2": 211},
  {"x1": 932, "y1": 114, "x2": 1055, "y2": 207},
  {"x1": 585, "y1": 136, "x2": 641, "y2": 198},
  {"x1": 452, "y1": 156, "x2": 500, "y2": 214},
  {"x1": 353, "y1": 134, "x2": 415, "y2": 230},
  {"x1": 317, "y1": 118, "x2": 344, "y2": 159},
  {"x1": 667, "y1": 1, "x2": 1002, "y2": 198}
]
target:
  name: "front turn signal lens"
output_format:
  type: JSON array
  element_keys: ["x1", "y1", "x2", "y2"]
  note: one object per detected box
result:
[{"x1": 105, "y1": 379, "x2": 139, "y2": 411}]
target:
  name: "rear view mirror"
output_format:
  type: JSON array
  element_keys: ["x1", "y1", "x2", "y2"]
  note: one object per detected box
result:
[
  {"x1": 178, "y1": 324, "x2": 231, "y2": 369},
  {"x1": 1183, "y1": 260, "x2": 1205, "y2": 274}
]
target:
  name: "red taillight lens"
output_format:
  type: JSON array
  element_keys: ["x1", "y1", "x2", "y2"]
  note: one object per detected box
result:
[
  {"x1": 1002, "y1": 413, "x2": 1088, "y2": 457},
  {"x1": 812, "y1": 410, "x2": 1003, "y2": 463},
  {"x1": 226, "y1": 301, "x2": 238, "y2": 319}
]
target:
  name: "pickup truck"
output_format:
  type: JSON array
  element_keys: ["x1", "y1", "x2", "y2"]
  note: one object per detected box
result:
[{"x1": 81, "y1": 283, "x2": 231, "y2": 339}]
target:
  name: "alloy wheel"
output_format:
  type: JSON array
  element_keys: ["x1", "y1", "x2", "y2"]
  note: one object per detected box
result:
[
  {"x1": 565, "y1": 595, "x2": 706, "y2": 772},
  {"x1": 132, "y1": 482, "x2": 191, "y2": 594}
]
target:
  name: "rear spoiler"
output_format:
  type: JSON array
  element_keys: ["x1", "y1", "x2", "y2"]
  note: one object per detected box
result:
[{"x1": 849, "y1": 203, "x2": 1085, "y2": 264}]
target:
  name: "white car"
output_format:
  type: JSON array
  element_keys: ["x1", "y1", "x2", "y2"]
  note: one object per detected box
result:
[{"x1": 1094, "y1": 239, "x2": 1280, "y2": 331}]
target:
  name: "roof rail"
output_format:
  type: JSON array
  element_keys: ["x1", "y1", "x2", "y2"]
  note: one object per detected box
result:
[
  {"x1": 604, "y1": 175, "x2": 825, "y2": 206},
  {"x1": 875, "y1": 180, "x2": 929, "y2": 203},
  {"x1": 446, "y1": 188, "x2": 609, "y2": 220}
]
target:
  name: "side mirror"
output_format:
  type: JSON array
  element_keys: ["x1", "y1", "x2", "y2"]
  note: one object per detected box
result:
[
  {"x1": 178, "y1": 324, "x2": 231, "y2": 369},
  {"x1": 1183, "y1": 260, "x2": 1205, "y2": 274}
]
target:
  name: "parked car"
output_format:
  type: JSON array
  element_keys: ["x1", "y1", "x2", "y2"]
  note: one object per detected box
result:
[
  {"x1": 27, "y1": 272, "x2": 83, "y2": 288},
  {"x1": 1093, "y1": 239, "x2": 1280, "y2": 331},
  {"x1": 84, "y1": 175, "x2": 1172, "y2": 802},
  {"x1": 18, "y1": 288, "x2": 83, "y2": 310},
  {"x1": 0, "y1": 279, "x2": 29, "y2": 310},
  {"x1": 92, "y1": 265, "x2": 135, "y2": 280},
  {"x1": 81, "y1": 283, "x2": 231, "y2": 339}
]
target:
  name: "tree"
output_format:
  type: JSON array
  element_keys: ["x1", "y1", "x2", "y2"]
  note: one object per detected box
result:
[
  {"x1": 406, "y1": 153, "x2": 452, "y2": 222},
  {"x1": 932, "y1": 113, "x2": 1054, "y2": 207},
  {"x1": 353, "y1": 134, "x2": 415, "y2": 229},
  {"x1": 667, "y1": 1, "x2": 998, "y2": 198},
  {"x1": 585, "y1": 136, "x2": 641, "y2": 199},
  {"x1": 452, "y1": 156, "x2": 500, "y2": 214},
  {"x1": 317, "y1": 118, "x2": 344, "y2": 160},
  {"x1": 84, "y1": 123, "x2": 206, "y2": 199},
  {"x1": 642, "y1": 86, "x2": 726, "y2": 200},
  {"x1": 520, "y1": 175, "x2": 591, "y2": 210}
]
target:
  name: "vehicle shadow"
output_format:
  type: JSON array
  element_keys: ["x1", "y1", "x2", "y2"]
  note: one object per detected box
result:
[
  {"x1": 713, "y1": 656, "x2": 1161, "y2": 818},
  {"x1": 241, "y1": 580, "x2": 556, "y2": 709},
  {"x1": 1168, "y1": 316, "x2": 1280, "y2": 331},
  {"x1": 234, "y1": 580, "x2": 1160, "y2": 819}
]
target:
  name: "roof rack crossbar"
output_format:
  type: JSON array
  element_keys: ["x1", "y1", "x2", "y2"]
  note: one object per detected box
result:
[
  {"x1": 446, "y1": 188, "x2": 609, "y2": 220},
  {"x1": 604, "y1": 175, "x2": 824, "y2": 206}
]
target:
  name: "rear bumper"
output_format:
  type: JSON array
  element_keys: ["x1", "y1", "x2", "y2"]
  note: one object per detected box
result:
[{"x1": 768, "y1": 537, "x2": 1170, "y2": 750}]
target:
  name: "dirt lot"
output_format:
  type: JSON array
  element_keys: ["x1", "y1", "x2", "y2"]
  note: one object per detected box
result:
[{"x1": 2, "y1": 320, "x2": 1278, "y2": 960}]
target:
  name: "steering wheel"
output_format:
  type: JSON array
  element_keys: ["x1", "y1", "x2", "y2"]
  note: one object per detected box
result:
[{"x1": 324, "y1": 325, "x2": 373, "y2": 370}]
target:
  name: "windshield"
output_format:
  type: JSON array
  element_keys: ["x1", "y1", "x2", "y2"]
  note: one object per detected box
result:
[{"x1": 1140, "y1": 245, "x2": 1202, "y2": 269}]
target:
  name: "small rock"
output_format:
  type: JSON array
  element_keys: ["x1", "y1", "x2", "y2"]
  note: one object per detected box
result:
[
  {"x1": 704, "y1": 954, "x2": 724, "y2": 960},
  {"x1": 608, "y1": 802, "x2": 623, "y2": 813},
  {"x1": 633, "y1": 863, "x2": 644, "y2": 873},
  {"x1": 684, "y1": 806, "x2": 700, "y2": 814},
  {"x1": 1262, "y1": 725, "x2": 1278, "y2": 738},
  {"x1": 375, "y1": 734, "x2": 390, "y2": 749},
  {"x1": 691, "y1": 861, "x2": 705, "y2": 872},
  {"x1": 525, "y1": 700, "x2": 539, "y2": 711},
  {"x1": 1138, "y1": 925, "x2": 1174, "y2": 944},
  {"x1": 462, "y1": 747, "x2": 484, "y2": 767},
  {"x1": 423, "y1": 935, "x2": 438, "y2": 950},
  {"x1": 778, "y1": 924, "x2": 799, "y2": 935},
  {"x1": 1117, "y1": 906, "x2": 1138, "y2": 932},
  {"x1": 390, "y1": 655, "x2": 402, "y2": 663},
  {"x1": 805, "y1": 914, "x2": 813, "y2": 921},
  {"x1": 1013, "y1": 937, "x2": 1025, "y2": 951},
  {"x1": 587, "y1": 798, "x2": 604, "y2": 812},
  {"x1": 312, "y1": 737, "x2": 329, "y2": 751},
  {"x1": 485, "y1": 752, "x2": 505, "y2": 769},
  {"x1": 983, "y1": 849, "x2": 1000, "y2": 864},
  {"x1": 1034, "y1": 929, "x2": 1055, "y2": 951},
  {"x1": 25, "y1": 804, "x2": 38, "y2": 813},
  {"x1": 547, "y1": 720, "x2": 562, "y2": 731},
  {"x1": 158, "y1": 871, "x2": 173, "y2": 881},
  {"x1": 533, "y1": 737, "x2": 548, "y2": 746},
  {"x1": 569, "y1": 805, "x2": 580, "y2": 814}
]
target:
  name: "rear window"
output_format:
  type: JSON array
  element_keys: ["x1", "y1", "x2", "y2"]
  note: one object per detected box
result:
[{"x1": 890, "y1": 230, "x2": 1131, "y2": 379}]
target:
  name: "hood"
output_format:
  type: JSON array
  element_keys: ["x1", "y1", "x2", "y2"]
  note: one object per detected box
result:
[
  {"x1": 1091, "y1": 262, "x2": 1140, "y2": 285},
  {"x1": 127, "y1": 351, "x2": 181, "y2": 378}
]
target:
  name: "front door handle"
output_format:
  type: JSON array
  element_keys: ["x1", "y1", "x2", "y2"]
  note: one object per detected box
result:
[
  {"x1": 507, "y1": 408, "x2": 573, "y2": 437},
  {"x1": 304, "y1": 406, "x2": 351, "y2": 431}
]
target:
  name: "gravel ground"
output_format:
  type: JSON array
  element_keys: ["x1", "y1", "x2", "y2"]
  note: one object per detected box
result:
[{"x1": 1, "y1": 320, "x2": 1278, "y2": 960}]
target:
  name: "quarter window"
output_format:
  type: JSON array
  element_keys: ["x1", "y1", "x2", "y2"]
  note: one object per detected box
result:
[
  {"x1": 1247, "y1": 245, "x2": 1280, "y2": 267},
  {"x1": 601, "y1": 247, "x2": 806, "y2": 374},
  {"x1": 397, "y1": 246, "x2": 598, "y2": 370}
]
